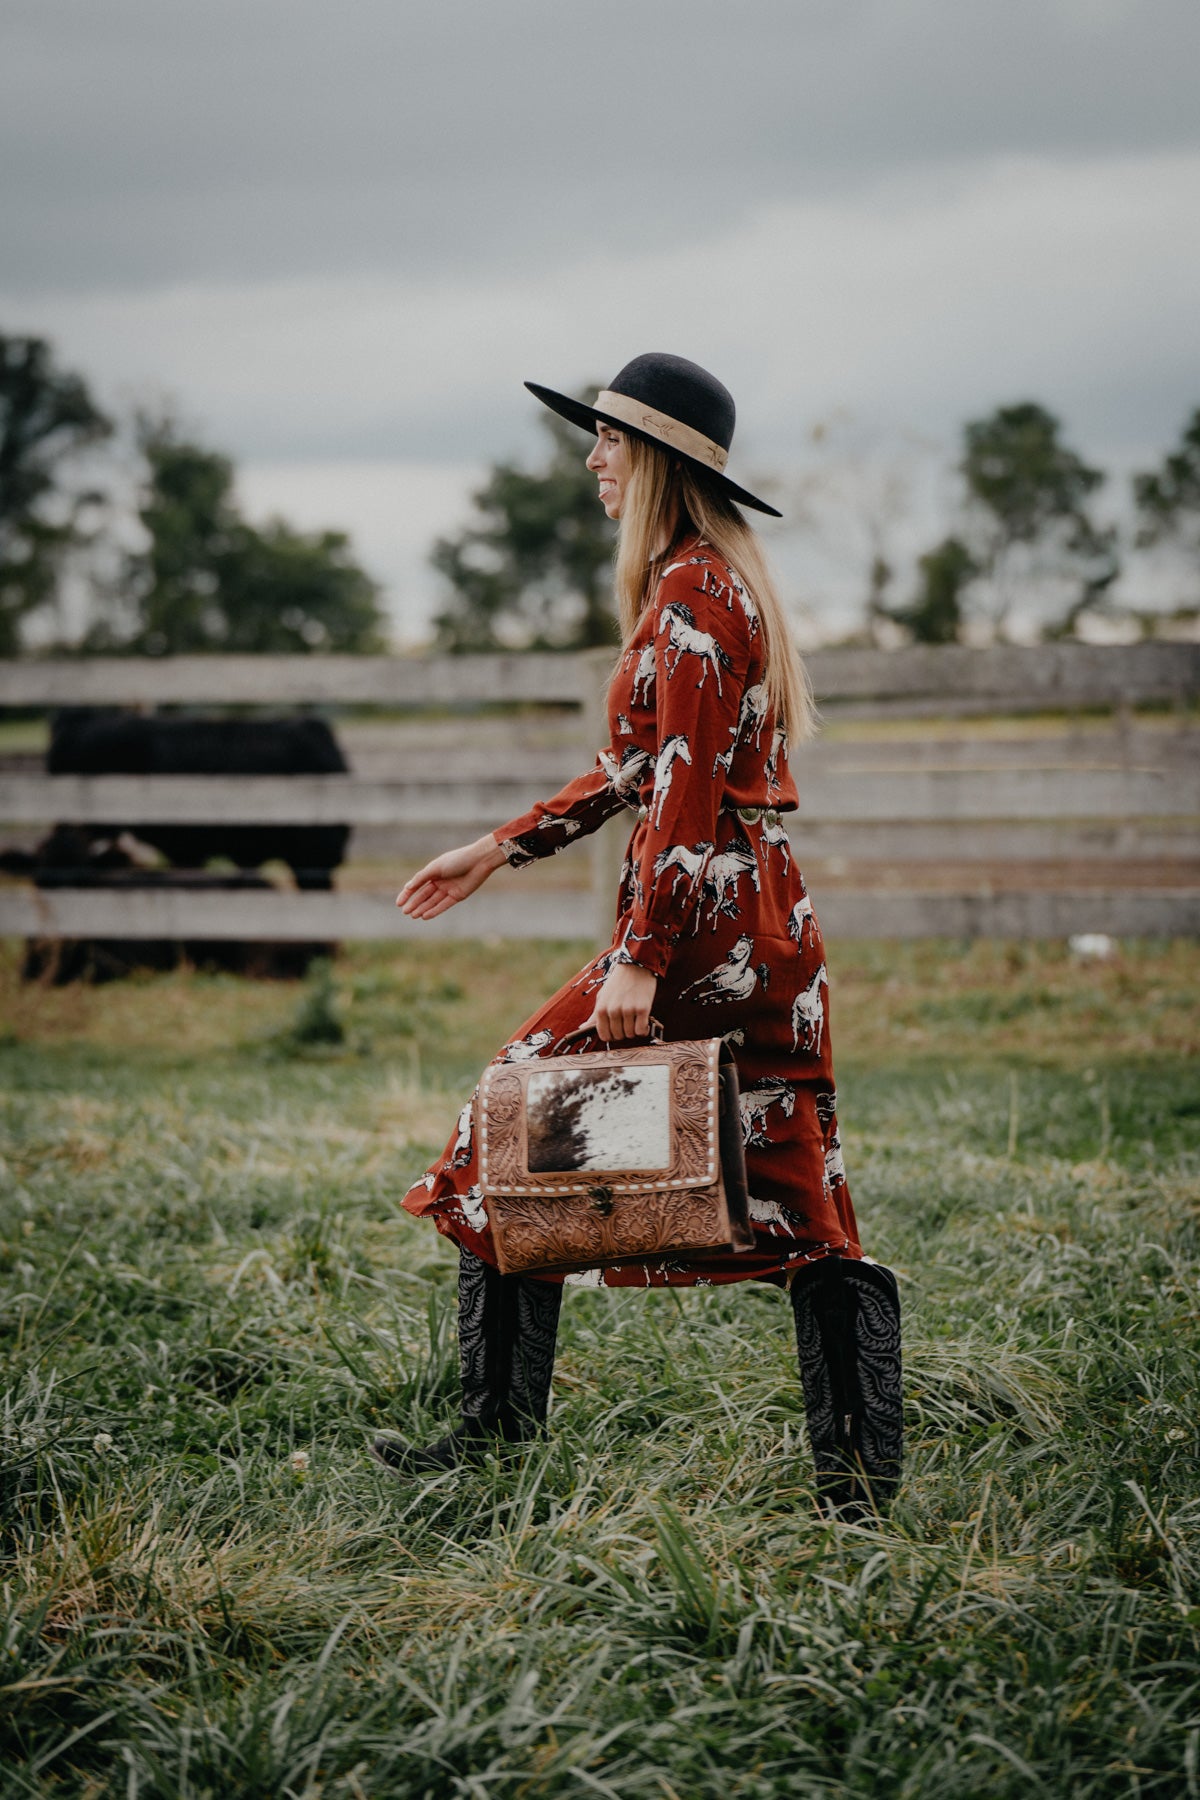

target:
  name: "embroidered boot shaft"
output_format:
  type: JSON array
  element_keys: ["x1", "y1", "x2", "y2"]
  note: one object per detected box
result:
[
  {"x1": 790, "y1": 1257, "x2": 902, "y2": 1520},
  {"x1": 372, "y1": 1249, "x2": 563, "y2": 1476}
]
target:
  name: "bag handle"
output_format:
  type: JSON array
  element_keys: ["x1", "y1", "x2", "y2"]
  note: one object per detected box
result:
[{"x1": 559, "y1": 1015, "x2": 665, "y2": 1050}]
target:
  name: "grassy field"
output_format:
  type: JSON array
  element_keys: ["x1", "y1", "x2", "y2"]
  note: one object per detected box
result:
[{"x1": 1, "y1": 936, "x2": 1198, "y2": 1798}]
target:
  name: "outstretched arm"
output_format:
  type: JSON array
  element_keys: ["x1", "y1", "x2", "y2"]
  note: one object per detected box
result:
[
  {"x1": 397, "y1": 743, "x2": 632, "y2": 918},
  {"x1": 492, "y1": 760, "x2": 629, "y2": 867}
]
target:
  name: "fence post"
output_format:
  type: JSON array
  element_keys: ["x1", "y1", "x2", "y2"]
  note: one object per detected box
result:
[{"x1": 580, "y1": 647, "x2": 626, "y2": 951}]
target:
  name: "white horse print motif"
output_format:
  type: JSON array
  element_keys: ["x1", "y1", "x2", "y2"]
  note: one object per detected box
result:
[
  {"x1": 791, "y1": 963, "x2": 827, "y2": 1053},
  {"x1": 682, "y1": 935, "x2": 772, "y2": 1004},
  {"x1": 461, "y1": 1183, "x2": 488, "y2": 1232},
  {"x1": 571, "y1": 945, "x2": 629, "y2": 997},
  {"x1": 739, "y1": 1077, "x2": 798, "y2": 1147},
  {"x1": 658, "y1": 602, "x2": 734, "y2": 695},
  {"x1": 701, "y1": 838, "x2": 761, "y2": 927},
  {"x1": 499, "y1": 1028, "x2": 557, "y2": 1063},
  {"x1": 619, "y1": 853, "x2": 646, "y2": 913},
  {"x1": 608, "y1": 743, "x2": 653, "y2": 800},
  {"x1": 788, "y1": 894, "x2": 817, "y2": 951},
  {"x1": 661, "y1": 554, "x2": 710, "y2": 580},
  {"x1": 447, "y1": 1098, "x2": 475, "y2": 1168},
  {"x1": 727, "y1": 570, "x2": 760, "y2": 635},
  {"x1": 651, "y1": 733, "x2": 692, "y2": 827},
  {"x1": 748, "y1": 1193, "x2": 797, "y2": 1232},
  {"x1": 814, "y1": 1089, "x2": 837, "y2": 1128},
  {"x1": 631, "y1": 641, "x2": 656, "y2": 705},
  {"x1": 698, "y1": 566, "x2": 731, "y2": 607},
  {"x1": 824, "y1": 1132, "x2": 846, "y2": 1189},
  {"x1": 537, "y1": 814, "x2": 581, "y2": 840},
  {"x1": 736, "y1": 682, "x2": 769, "y2": 748},
  {"x1": 765, "y1": 726, "x2": 787, "y2": 789},
  {"x1": 712, "y1": 731, "x2": 737, "y2": 778},
  {"x1": 762, "y1": 812, "x2": 791, "y2": 871},
  {"x1": 653, "y1": 840, "x2": 713, "y2": 896}
]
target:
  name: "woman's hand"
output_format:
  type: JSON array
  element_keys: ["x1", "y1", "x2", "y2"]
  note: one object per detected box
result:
[
  {"x1": 583, "y1": 959, "x2": 658, "y2": 1043},
  {"x1": 397, "y1": 834, "x2": 507, "y2": 920}
]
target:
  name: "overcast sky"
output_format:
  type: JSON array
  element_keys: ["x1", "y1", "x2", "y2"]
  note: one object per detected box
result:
[{"x1": 4, "y1": 0, "x2": 1199, "y2": 639}]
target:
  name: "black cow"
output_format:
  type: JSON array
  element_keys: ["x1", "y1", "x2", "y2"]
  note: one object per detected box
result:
[
  {"x1": 48, "y1": 710, "x2": 350, "y2": 888},
  {"x1": 10, "y1": 711, "x2": 350, "y2": 983}
]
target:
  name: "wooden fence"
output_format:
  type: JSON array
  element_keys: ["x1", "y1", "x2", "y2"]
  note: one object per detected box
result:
[{"x1": 1, "y1": 642, "x2": 1197, "y2": 944}]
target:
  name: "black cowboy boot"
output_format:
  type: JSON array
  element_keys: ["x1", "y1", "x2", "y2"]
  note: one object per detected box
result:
[
  {"x1": 371, "y1": 1248, "x2": 562, "y2": 1476},
  {"x1": 789, "y1": 1257, "x2": 902, "y2": 1521}
]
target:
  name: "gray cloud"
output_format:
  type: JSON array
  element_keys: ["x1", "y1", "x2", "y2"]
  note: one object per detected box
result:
[
  {"x1": 5, "y1": 0, "x2": 1199, "y2": 640},
  {"x1": 4, "y1": 0, "x2": 1199, "y2": 294},
  {"x1": 15, "y1": 149, "x2": 1197, "y2": 469}
]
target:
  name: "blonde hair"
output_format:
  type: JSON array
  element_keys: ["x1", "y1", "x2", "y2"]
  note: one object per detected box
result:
[{"x1": 613, "y1": 434, "x2": 817, "y2": 743}]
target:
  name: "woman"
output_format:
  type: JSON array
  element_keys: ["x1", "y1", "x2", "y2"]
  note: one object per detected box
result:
[{"x1": 374, "y1": 354, "x2": 901, "y2": 1516}]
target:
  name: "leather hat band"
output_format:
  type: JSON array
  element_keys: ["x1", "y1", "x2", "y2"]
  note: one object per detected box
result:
[{"x1": 595, "y1": 389, "x2": 729, "y2": 472}]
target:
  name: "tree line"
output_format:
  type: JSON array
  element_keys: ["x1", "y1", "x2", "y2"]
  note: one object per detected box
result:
[
  {"x1": 433, "y1": 397, "x2": 1200, "y2": 650},
  {"x1": 0, "y1": 335, "x2": 385, "y2": 658},
  {"x1": 3, "y1": 331, "x2": 1198, "y2": 657}
]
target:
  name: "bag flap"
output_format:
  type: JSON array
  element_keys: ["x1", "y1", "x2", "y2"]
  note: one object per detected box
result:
[{"x1": 478, "y1": 1037, "x2": 721, "y2": 1198}]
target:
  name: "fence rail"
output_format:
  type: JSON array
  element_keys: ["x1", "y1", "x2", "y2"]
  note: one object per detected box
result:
[
  {"x1": 2, "y1": 644, "x2": 1197, "y2": 945},
  {"x1": 3, "y1": 886, "x2": 1194, "y2": 945},
  {"x1": 3, "y1": 640, "x2": 1197, "y2": 710},
  {"x1": 2, "y1": 767, "x2": 1194, "y2": 827}
]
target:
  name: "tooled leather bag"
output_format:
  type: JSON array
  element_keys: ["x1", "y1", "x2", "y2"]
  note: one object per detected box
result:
[{"x1": 475, "y1": 1025, "x2": 754, "y2": 1277}]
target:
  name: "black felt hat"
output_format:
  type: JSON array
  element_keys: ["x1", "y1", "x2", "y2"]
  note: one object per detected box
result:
[{"x1": 525, "y1": 352, "x2": 782, "y2": 518}]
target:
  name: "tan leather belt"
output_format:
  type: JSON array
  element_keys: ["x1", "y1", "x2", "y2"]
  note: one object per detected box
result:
[{"x1": 632, "y1": 803, "x2": 782, "y2": 826}]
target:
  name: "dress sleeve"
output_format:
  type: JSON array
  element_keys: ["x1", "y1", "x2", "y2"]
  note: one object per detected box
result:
[
  {"x1": 493, "y1": 759, "x2": 629, "y2": 869},
  {"x1": 619, "y1": 562, "x2": 753, "y2": 977}
]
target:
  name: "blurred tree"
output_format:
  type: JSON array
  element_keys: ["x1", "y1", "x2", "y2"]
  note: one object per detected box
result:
[
  {"x1": 431, "y1": 405, "x2": 616, "y2": 652},
  {"x1": 88, "y1": 413, "x2": 385, "y2": 654},
  {"x1": 0, "y1": 333, "x2": 112, "y2": 654},
  {"x1": 784, "y1": 414, "x2": 928, "y2": 647},
  {"x1": 888, "y1": 536, "x2": 979, "y2": 644},
  {"x1": 960, "y1": 402, "x2": 1119, "y2": 637},
  {"x1": 1133, "y1": 407, "x2": 1200, "y2": 580}
]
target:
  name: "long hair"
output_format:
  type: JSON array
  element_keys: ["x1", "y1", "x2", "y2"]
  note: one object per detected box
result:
[{"x1": 613, "y1": 434, "x2": 817, "y2": 743}]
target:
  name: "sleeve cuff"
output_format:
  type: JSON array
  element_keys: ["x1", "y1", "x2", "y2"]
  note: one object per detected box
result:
[
  {"x1": 615, "y1": 923, "x2": 673, "y2": 980},
  {"x1": 496, "y1": 832, "x2": 539, "y2": 870}
]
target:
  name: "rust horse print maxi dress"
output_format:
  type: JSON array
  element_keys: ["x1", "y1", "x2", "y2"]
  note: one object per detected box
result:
[{"x1": 402, "y1": 533, "x2": 862, "y2": 1288}]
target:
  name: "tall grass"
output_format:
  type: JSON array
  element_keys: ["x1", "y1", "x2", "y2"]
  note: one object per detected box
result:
[{"x1": 1, "y1": 938, "x2": 1197, "y2": 1797}]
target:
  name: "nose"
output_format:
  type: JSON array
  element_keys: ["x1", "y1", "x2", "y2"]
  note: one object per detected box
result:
[{"x1": 585, "y1": 438, "x2": 604, "y2": 471}]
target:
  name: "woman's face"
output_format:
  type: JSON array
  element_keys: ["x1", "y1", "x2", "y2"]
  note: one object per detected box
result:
[{"x1": 586, "y1": 422, "x2": 630, "y2": 519}]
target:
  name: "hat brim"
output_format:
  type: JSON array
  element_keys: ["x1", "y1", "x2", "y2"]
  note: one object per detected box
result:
[{"x1": 524, "y1": 381, "x2": 782, "y2": 518}]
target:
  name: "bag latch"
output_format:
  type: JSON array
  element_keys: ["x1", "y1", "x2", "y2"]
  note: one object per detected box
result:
[{"x1": 587, "y1": 1184, "x2": 615, "y2": 1215}]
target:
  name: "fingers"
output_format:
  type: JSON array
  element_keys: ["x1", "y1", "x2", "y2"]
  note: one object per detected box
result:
[
  {"x1": 590, "y1": 1001, "x2": 653, "y2": 1043},
  {"x1": 397, "y1": 877, "x2": 458, "y2": 917},
  {"x1": 587, "y1": 961, "x2": 659, "y2": 1041},
  {"x1": 402, "y1": 890, "x2": 457, "y2": 920},
  {"x1": 397, "y1": 861, "x2": 444, "y2": 907},
  {"x1": 397, "y1": 850, "x2": 465, "y2": 915}
]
